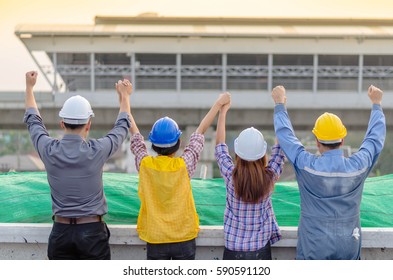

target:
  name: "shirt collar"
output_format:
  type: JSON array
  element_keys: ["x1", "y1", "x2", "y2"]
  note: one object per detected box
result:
[
  {"x1": 321, "y1": 149, "x2": 344, "y2": 156},
  {"x1": 62, "y1": 134, "x2": 85, "y2": 141}
]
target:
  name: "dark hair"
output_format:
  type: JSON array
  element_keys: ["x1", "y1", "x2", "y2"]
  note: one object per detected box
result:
[
  {"x1": 63, "y1": 122, "x2": 86, "y2": 130},
  {"x1": 319, "y1": 141, "x2": 342, "y2": 150},
  {"x1": 152, "y1": 140, "x2": 180, "y2": 156},
  {"x1": 232, "y1": 155, "x2": 274, "y2": 203}
]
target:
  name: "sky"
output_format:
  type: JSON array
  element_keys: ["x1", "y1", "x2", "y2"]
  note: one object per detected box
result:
[{"x1": 1, "y1": 0, "x2": 393, "y2": 91}]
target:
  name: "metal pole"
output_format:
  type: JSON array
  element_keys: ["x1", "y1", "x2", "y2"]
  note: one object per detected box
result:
[
  {"x1": 176, "y1": 54, "x2": 181, "y2": 92},
  {"x1": 29, "y1": 52, "x2": 54, "y2": 90},
  {"x1": 222, "y1": 53, "x2": 227, "y2": 91}
]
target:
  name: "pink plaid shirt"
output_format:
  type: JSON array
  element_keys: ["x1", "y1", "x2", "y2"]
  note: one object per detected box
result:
[
  {"x1": 130, "y1": 132, "x2": 204, "y2": 178},
  {"x1": 215, "y1": 143, "x2": 285, "y2": 251}
]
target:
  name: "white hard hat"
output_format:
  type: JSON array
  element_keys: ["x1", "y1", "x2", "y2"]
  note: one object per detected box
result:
[
  {"x1": 59, "y1": 95, "x2": 94, "y2": 124},
  {"x1": 234, "y1": 127, "x2": 267, "y2": 161}
]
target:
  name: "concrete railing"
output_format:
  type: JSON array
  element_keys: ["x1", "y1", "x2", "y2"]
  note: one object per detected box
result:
[{"x1": 1, "y1": 223, "x2": 393, "y2": 260}]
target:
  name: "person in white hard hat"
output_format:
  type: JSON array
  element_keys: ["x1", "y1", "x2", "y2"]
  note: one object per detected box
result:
[
  {"x1": 23, "y1": 71, "x2": 132, "y2": 260},
  {"x1": 215, "y1": 100, "x2": 285, "y2": 260}
]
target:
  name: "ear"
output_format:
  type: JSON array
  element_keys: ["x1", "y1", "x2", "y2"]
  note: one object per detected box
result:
[
  {"x1": 85, "y1": 119, "x2": 92, "y2": 132},
  {"x1": 316, "y1": 139, "x2": 321, "y2": 149},
  {"x1": 60, "y1": 120, "x2": 66, "y2": 130}
]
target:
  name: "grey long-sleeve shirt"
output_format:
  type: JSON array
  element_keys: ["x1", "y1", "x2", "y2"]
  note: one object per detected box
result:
[{"x1": 24, "y1": 107, "x2": 131, "y2": 218}]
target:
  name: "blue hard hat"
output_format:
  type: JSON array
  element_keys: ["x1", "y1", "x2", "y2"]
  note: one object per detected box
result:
[{"x1": 149, "y1": 117, "x2": 182, "y2": 147}]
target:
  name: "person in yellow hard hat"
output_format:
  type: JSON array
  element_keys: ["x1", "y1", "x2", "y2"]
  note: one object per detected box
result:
[{"x1": 271, "y1": 85, "x2": 386, "y2": 260}]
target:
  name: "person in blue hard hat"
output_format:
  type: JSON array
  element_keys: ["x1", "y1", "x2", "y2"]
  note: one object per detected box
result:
[
  {"x1": 215, "y1": 100, "x2": 285, "y2": 260},
  {"x1": 272, "y1": 85, "x2": 385, "y2": 260},
  {"x1": 129, "y1": 89, "x2": 231, "y2": 260},
  {"x1": 24, "y1": 71, "x2": 132, "y2": 259}
]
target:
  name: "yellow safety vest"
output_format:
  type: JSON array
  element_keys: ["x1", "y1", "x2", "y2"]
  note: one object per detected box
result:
[{"x1": 137, "y1": 155, "x2": 199, "y2": 243}]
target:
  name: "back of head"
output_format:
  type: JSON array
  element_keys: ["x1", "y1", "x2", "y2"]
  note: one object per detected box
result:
[
  {"x1": 232, "y1": 127, "x2": 273, "y2": 203},
  {"x1": 312, "y1": 112, "x2": 347, "y2": 145},
  {"x1": 149, "y1": 116, "x2": 182, "y2": 155},
  {"x1": 234, "y1": 127, "x2": 267, "y2": 161},
  {"x1": 59, "y1": 95, "x2": 95, "y2": 126}
]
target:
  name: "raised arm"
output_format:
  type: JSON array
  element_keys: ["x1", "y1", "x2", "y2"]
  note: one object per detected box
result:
[
  {"x1": 272, "y1": 85, "x2": 307, "y2": 165},
  {"x1": 196, "y1": 92, "x2": 231, "y2": 135},
  {"x1": 216, "y1": 103, "x2": 230, "y2": 144},
  {"x1": 116, "y1": 79, "x2": 139, "y2": 135},
  {"x1": 351, "y1": 85, "x2": 386, "y2": 167},
  {"x1": 25, "y1": 71, "x2": 38, "y2": 109}
]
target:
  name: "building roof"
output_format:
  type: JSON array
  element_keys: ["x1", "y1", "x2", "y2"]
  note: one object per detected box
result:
[{"x1": 15, "y1": 15, "x2": 393, "y2": 39}]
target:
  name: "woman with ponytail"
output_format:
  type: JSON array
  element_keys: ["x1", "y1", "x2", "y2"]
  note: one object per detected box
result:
[{"x1": 215, "y1": 100, "x2": 285, "y2": 260}]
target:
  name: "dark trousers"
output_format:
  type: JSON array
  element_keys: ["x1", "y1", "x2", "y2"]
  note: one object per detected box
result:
[
  {"x1": 223, "y1": 242, "x2": 272, "y2": 260},
  {"x1": 47, "y1": 222, "x2": 111, "y2": 260},
  {"x1": 146, "y1": 239, "x2": 196, "y2": 260}
]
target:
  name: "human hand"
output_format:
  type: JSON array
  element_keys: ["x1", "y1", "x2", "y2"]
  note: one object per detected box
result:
[
  {"x1": 115, "y1": 79, "x2": 132, "y2": 100},
  {"x1": 25, "y1": 71, "x2": 38, "y2": 89},
  {"x1": 221, "y1": 101, "x2": 231, "y2": 113},
  {"x1": 271, "y1": 85, "x2": 286, "y2": 104},
  {"x1": 217, "y1": 92, "x2": 231, "y2": 106},
  {"x1": 121, "y1": 79, "x2": 132, "y2": 95},
  {"x1": 368, "y1": 85, "x2": 383, "y2": 105}
]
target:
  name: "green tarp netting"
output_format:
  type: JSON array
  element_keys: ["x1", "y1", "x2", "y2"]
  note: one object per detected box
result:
[{"x1": 1, "y1": 172, "x2": 393, "y2": 227}]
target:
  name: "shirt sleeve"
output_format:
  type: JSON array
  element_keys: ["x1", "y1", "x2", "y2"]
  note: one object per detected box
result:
[
  {"x1": 130, "y1": 133, "x2": 148, "y2": 172},
  {"x1": 95, "y1": 112, "x2": 131, "y2": 159},
  {"x1": 181, "y1": 132, "x2": 204, "y2": 178},
  {"x1": 350, "y1": 104, "x2": 386, "y2": 169},
  {"x1": 267, "y1": 144, "x2": 285, "y2": 181},
  {"x1": 214, "y1": 143, "x2": 234, "y2": 187},
  {"x1": 273, "y1": 104, "x2": 312, "y2": 168},
  {"x1": 23, "y1": 107, "x2": 53, "y2": 159}
]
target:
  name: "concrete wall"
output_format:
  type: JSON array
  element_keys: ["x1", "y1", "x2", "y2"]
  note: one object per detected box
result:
[
  {"x1": 1, "y1": 224, "x2": 393, "y2": 260},
  {"x1": 2, "y1": 90, "x2": 393, "y2": 130}
]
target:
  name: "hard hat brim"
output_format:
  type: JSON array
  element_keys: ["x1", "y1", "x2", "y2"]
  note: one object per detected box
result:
[{"x1": 62, "y1": 118, "x2": 91, "y2": 125}]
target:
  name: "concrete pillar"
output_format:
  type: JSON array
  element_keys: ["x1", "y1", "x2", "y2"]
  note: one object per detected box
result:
[
  {"x1": 222, "y1": 53, "x2": 227, "y2": 91},
  {"x1": 90, "y1": 53, "x2": 95, "y2": 92},
  {"x1": 176, "y1": 54, "x2": 181, "y2": 92},
  {"x1": 358, "y1": 54, "x2": 364, "y2": 93},
  {"x1": 313, "y1": 54, "x2": 318, "y2": 94},
  {"x1": 268, "y1": 54, "x2": 273, "y2": 92}
]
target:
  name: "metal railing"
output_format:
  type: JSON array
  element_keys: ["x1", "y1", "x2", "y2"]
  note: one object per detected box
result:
[{"x1": 49, "y1": 64, "x2": 393, "y2": 92}]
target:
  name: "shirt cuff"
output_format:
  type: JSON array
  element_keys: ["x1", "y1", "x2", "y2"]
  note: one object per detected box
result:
[
  {"x1": 190, "y1": 132, "x2": 205, "y2": 143},
  {"x1": 215, "y1": 143, "x2": 229, "y2": 156},
  {"x1": 274, "y1": 103, "x2": 286, "y2": 113},
  {"x1": 23, "y1": 107, "x2": 41, "y2": 123},
  {"x1": 116, "y1": 112, "x2": 131, "y2": 128},
  {"x1": 130, "y1": 132, "x2": 144, "y2": 142},
  {"x1": 372, "y1": 104, "x2": 382, "y2": 111}
]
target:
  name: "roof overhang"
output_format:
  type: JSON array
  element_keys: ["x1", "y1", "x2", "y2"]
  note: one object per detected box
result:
[{"x1": 15, "y1": 16, "x2": 393, "y2": 40}]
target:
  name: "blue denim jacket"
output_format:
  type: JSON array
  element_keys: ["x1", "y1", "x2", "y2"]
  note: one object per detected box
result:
[{"x1": 274, "y1": 104, "x2": 385, "y2": 259}]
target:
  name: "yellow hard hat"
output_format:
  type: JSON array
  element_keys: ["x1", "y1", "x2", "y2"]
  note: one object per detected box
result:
[{"x1": 312, "y1": 112, "x2": 347, "y2": 144}]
